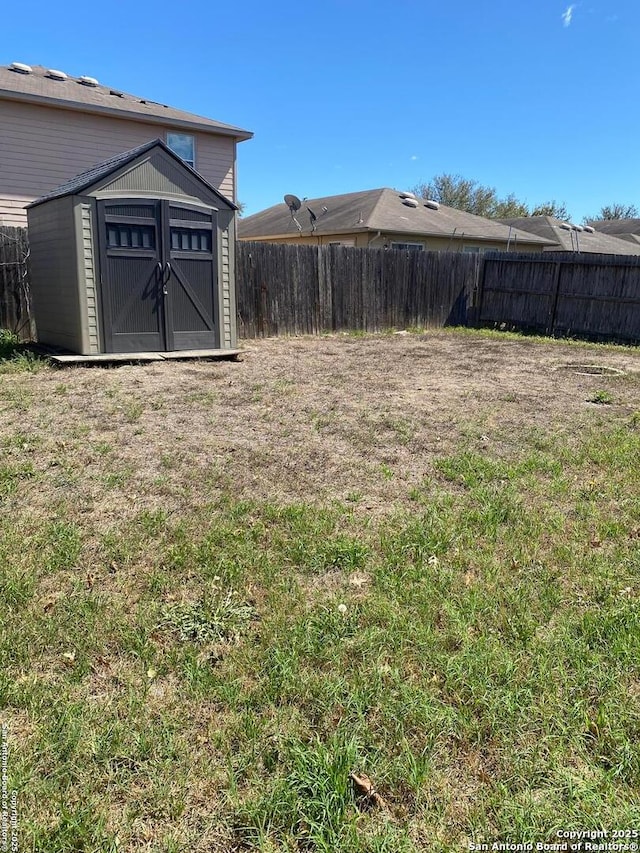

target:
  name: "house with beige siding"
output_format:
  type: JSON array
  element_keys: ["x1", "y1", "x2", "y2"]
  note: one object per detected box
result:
[
  {"x1": 238, "y1": 188, "x2": 554, "y2": 252},
  {"x1": 0, "y1": 61, "x2": 252, "y2": 226}
]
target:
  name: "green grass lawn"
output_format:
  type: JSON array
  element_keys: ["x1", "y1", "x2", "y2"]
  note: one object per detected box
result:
[{"x1": 1, "y1": 330, "x2": 639, "y2": 851}]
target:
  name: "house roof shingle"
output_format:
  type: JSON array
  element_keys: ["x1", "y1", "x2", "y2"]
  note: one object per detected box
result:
[
  {"x1": 0, "y1": 63, "x2": 252, "y2": 140},
  {"x1": 27, "y1": 138, "x2": 236, "y2": 209},
  {"x1": 587, "y1": 218, "x2": 640, "y2": 238},
  {"x1": 239, "y1": 188, "x2": 553, "y2": 245},
  {"x1": 496, "y1": 216, "x2": 640, "y2": 255}
]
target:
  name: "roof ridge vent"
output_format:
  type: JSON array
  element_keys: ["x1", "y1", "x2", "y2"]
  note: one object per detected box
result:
[
  {"x1": 401, "y1": 197, "x2": 420, "y2": 208},
  {"x1": 424, "y1": 199, "x2": 440, "y2": 211},
  {"x1": 559, "y1": 222, "x2": 572, "y2": 230},
  {"x1": 47, "y1": 69, "x2": 68, "y2": 81},
  {"x1": 399, "y1": 191, "x2": 417, "y2": 200},
  {"x1": 78, "y1": 75, "x2": 99, "y2": 87},
  {"x1": 9, "y1": 62, "x2": 32, "y2": 74},
  {"x1": 582, "y1": 225, "x2": 595, "y2": 234}
]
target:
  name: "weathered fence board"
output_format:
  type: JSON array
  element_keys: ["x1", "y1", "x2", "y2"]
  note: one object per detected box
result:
[
  {"x1": 478, "y1": 251, "x2": 640, "y2": 343},
  {"x1": 236, "y1": 242, "x2": 480, "y2": 336},
  {"x1": 0, "y1": 227, "x2": 33, "y2": 340}
]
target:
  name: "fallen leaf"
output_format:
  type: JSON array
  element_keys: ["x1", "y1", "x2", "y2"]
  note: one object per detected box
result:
[{"x1": 62, "y1": 651, "x2": 75, "y2": 665}]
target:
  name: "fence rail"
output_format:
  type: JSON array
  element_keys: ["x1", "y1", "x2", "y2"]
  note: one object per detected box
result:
[{"x1": 0, "y1": 226, "x2": 33, "y2": 340}]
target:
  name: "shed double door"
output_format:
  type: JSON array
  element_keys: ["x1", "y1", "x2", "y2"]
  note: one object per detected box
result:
[{"x1": 98, "y1": 199, "x2": 218, "y2": 352}]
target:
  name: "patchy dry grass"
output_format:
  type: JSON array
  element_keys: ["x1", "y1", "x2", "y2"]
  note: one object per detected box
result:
[{"x1": 1, "y1": 329, "x2": 640, "y2": 851}]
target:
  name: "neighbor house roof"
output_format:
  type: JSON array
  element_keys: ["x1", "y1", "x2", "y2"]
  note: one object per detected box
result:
[
  {"x1": 496, "y1": 216, "x2": 640, "y2": 255},
  {"x1": 587, "y1": 218, "x2": 640, "y2": 244},
  {"x1": 27, "y1": 138, "x2": 237, "y2": 209},
  {"x1": 0, "y1": 63, "x2": 253, "y2": 141},
  {"x1": 238, "y1": 188, "x2": 554, "y2": 245}
]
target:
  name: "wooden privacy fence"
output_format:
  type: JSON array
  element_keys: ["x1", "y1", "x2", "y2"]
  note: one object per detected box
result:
[
  {"x1": 0, "y1": 226, "x2": 33, "y2": 340},
  {"x1": 236, "y1": 241, "x2": 481, "y2": 336},
  {"x1": 478, "y1": 251, "x2": 640, "y2": 343}
]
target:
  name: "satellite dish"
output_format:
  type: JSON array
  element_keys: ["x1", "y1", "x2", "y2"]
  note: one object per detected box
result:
[{"x1": 284, "y1": 194, "x2": 302, "y2": 212}]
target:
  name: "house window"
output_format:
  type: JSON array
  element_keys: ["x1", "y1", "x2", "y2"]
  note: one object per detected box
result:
[
  {"x1": 390, "y1": 242, "x2": 424, "y2": 252},
  {"x1": 463, "y1": 246, "x2": 480, "y2": 254},
  {"x1": 166, "y1": 133, "x2": 195, "y2": 168}
]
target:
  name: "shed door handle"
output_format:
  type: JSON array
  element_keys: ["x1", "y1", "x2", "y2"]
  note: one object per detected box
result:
[{"x1": 161, "y1": 261, "x2": 171, "y2": 295}]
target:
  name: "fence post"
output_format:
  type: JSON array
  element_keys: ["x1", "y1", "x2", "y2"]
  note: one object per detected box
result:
[
  {"x1": 545, "y1": 262, "x2": 563, "y2": 337},
  {"x1": 473, "y1": 255, "x2": 489, "y2": 327}
]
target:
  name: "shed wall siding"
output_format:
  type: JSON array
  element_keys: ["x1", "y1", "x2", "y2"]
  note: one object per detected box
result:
[
  {"x1": 26, "y1": 196, "x2": 84, "y2": 351},
  {"x1": 214, "y1": 209, "x2": 236, "y2": 348},
  {"x1": 79, "y1": 201, "x2": 100, "y2": 353},
  {"x1": 0, "y1": 100, "x2": 236, "y2": 224}
]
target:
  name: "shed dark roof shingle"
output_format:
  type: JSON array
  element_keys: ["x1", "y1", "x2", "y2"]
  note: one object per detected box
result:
[
  {"x1": 0, "y1": 63, "x2": 252, "y2": 140},
  {"x1": 496, "y1": 216, "x2": 640, "y2": 255},
  {"x1": 239, "y1": 188, "x2": 553, "y2": 245}
]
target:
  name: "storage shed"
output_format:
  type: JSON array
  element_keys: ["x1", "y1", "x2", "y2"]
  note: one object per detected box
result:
[{"x1": 27, "y1": 139, "x2": 238, "y2": 355}]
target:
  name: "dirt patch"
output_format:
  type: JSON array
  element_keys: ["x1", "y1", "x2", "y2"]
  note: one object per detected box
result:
[{"x1": 2, "y1": 331, "x2": 639, "y2": 526}]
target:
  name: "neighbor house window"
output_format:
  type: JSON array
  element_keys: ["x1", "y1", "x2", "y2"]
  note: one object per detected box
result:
[
  {"x1": 166, "y1": 133, "x2": 195, "y2": 168},
  {"x1": 391, "y1": 242, "x2": 424, "y2": 252}
]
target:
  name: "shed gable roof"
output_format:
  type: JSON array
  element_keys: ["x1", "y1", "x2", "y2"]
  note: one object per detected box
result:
[
  {"x1": 0, "y1": 64, "x2": 252, "y2": 141},
  {"x1": 238, "y1": 188, "x2": 553, "y2": 245},
  {"x1": 27, "y1": 139, "x2": 237, "y2": 210}
]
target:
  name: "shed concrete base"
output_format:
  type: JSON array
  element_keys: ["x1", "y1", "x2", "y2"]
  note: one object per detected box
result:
[{"x1": 47, "y1": 349, "x2": 243, "y2": 365}]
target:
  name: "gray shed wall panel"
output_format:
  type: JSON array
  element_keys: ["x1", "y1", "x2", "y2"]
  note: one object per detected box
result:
[{"x1": 27, "y1": 196, "x2": 85, "y2": 351}]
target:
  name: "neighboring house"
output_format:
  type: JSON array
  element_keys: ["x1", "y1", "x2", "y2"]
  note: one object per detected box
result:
[
  {"x1": 497, "y1": 216, "x2": 640, "y2": 255},
  {"x1": 238, "y1": 188, "x2": 553, "y2": 252},
  {"x1": 586, "y1": 219, "x2": 640, "y2": 247},
  {"x1": 0, "y1": 61, "x2": 252, "y2": 225}
]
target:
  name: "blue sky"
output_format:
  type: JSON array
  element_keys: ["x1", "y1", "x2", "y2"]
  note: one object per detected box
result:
[{"x1": 3, "y1": 1, "x2": 639, "y2": 222}]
